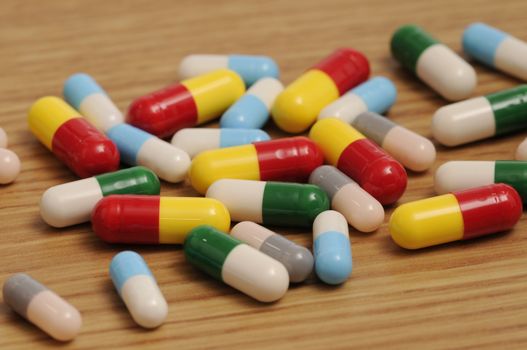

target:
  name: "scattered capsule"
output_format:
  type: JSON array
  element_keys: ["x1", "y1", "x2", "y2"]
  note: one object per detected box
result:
[
  {"x1": 309, "y1": 165, "x2": 384, "y2": 232},
  {"x1": 28, "y1": 96, "x2": 119, "y2": 178},
  {"x1": 207, "y1": 179, "x2": 329, "y2": 227},
  {"x1": 40, "y1": 166, "x2": 160, "y2": 228},
  {"x1": 0, "y1": 148, "x2": 20, "y2": 184},
  {"x1": 390, "y1": 184, "x2": 522, "y2": 249},
  {"x1": 391, "y1": 25, "x2": 476, "y2": 101},
  {"x1": 432, "y1": 85, "x2": 527, "y2": 146},
  {"x1": 110, "y1": 251, "x2": 167, "y2": 328},
  {"x1": 0, "y1": 127, "x2": 6, "y2": 148},
  {"x1": 92, "y1": 195, "x2": 230, "y2": 244},
  {"x1": 231, "y1": 222, "x2": 313, "y2": 283},
  {"x1": 309, "y1": 118, "x2": 407, "y2": 205},
  {"x1": 3, "y1": 273, "x2": 82, "y2": 341},
  {"x1": 313, "y1": 211, "x2": 352, "y2": 285},
  {"x1": 189, "y1": 136, "x2": 323, "y2": 194},
  {"x1": 516, "y1": 138, "x2": 527, "y2": 160},
  {"x1": 128, "y1": 69, "x2": 245, "y2": 138},
  {"x1": 184, "y1": 225, "x2": 289, "y2": 302},
  {"x1": 272, "y1": 48, "x2": 370, "y2": 133},
  {"x1": 178, "y1": 54, "x2": 280, "y2": 86},
  {"x1": 318, "y1": 76, "x2": 397, "y2": 123},
  {"x1": 463, "y1": 23, "x2": 527, "y2": 81},
  {"x1": 220, "y1": 78, "x2": 284, "y2": 129},
  {"x1": 171, "y1": 128, "x2": 270, "y2": 158}
]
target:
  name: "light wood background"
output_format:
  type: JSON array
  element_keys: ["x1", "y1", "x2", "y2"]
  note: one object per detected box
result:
[{"x1": 1, "y1": 0, "x2": 527, "y2": 348}]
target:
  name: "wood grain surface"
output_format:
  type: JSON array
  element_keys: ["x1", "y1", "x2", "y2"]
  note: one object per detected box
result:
[{"x1": 1, "y1": 0, "x2": 527, "y2": 348}]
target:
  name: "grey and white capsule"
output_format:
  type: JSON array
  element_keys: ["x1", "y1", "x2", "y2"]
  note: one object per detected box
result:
[{"x1": 230, "y1": 221, "x2": 313, "y2": 283}]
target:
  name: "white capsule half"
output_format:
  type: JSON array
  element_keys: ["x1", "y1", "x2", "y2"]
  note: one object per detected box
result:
[
  {"x1": 434, "y1": 161, "x2": 495, "y2": 194},
  {"x1": 206, "y1": 179, "x2": 265, "y2": 222},
  {"x1": 516, "y1": 138, "x2": 527, "y2": 160},
  {"x1": 0, "y1": 148, "x2": 20, "y2": 184},
  {"x1": 0, "y1": 127, "x2": 7, "y2": 148}
]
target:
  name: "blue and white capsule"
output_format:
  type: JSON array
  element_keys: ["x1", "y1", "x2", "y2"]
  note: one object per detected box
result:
[
  {"x1": 313, "y1": 210, "x2": 352, "y2": 285},
  {"x1": 110, "y1": 251, "x2": 168, "y2": 329},
  {"x1": 178, "y1": 54, "x2": 280, "y2": 86},
  {"x1": 171, "y1": 128, "x2": 270, "y2": 158},
  {"x1": 220, "y1": 78, "x2": 284, "y2": 129},
  {"x1": 463, "y1": 23, "x2": 527, "y2": 81},
  {"x1": 318, "y1": 76, "x2": 397, "y2": 123}
]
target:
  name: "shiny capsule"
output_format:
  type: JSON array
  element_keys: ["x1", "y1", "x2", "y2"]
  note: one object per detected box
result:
[
  {"x1": 309, "y1": 165, "x2": 384, "y2": 232},
  {"x1": 41, "y1": 166, "x2": 160, "y2": 228},
  {"x1": 128, "y1": 69, "x2": 245, "y2": 138},
  {"x1": 390, "y1": 183, "x2": 522, "y2": 249},
  {"x1": 3, "y1": 273, "x2": 82, "y2": 341},
  {"x1": 207, "y1": 179, "x2": 329, "y2": 227},
  {"x1": 189, "y1": 136, "x2": 323, "y2": 194},
  {"x1": 391, "y1": 25, "x2": 476, "y2": 101},
  {"x1": 92, "y1": 195, "x2": 230, "y2": 244},
  {"x1": 110, "y1": 251, "x2": 167, "y2": 328},
  {"x1": 309, "y1": 118, "x2": 407, "y2": 205},
  {"x1": 272, "y1": 48, "x2": 370, "y2": 133},
  {"x1": 230, "y1": 221, "x2": 313, "y2": 283},
  {"x1": 28, "y1": 97, "x2": 119, "y2": 178},
  {"x1": 171, "y1": 128, "x2": 270, "y2": 158},
  {"x1": 184, "y1": 225, "x2": 289, "y2": 302},
  {"x1": 0, "y1": 148, "x2": 20, "y2": 185}
]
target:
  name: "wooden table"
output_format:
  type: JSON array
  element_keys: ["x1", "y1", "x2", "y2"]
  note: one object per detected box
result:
[{"x1": 1, "y1": 0, "x2": 526, "y2": 348}]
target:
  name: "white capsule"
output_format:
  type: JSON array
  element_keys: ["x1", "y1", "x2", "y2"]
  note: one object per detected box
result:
[
  {"x1": 0, "y1": 127, "x2": 7, "y2": 148},
  {"x1": 516, "y1": 139, "x2": 527, "y2": 160},
  {"x1": 207, "y1": 179, "x2": 265, "y2": 222},
  {"x1": 434, "y1": 161, "x2": 495, "y2": 194},
  {"x1": 0, "y1": 148, "x2": 20, "y2": 184}
]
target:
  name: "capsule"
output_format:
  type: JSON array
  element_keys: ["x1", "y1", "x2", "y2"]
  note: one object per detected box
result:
[
  {"x1": 0, "y1": 127, "x2": 6, "y2": 148},
  {"x1": 0, "y1": 148, "x2": 20, "y2": 184},
  {"x1": 92, "y1": 195, "x2": 230, "y2": 244},
  {"x1": 435, "y1": 160, "x2": 527, "y2": 203},
  {"x1": 220, "y1": 78, "x2": 284, "y2": 129},
  {"x1": 313, "y1": 211, "x2": 352, "y2": 285},
  {"x1": 110, "y1": 251, "x2": 167, "y2": 328},
  {"x1": 390, "y1": 184, "x2": 522, "y2": 249},
  {"x1": 391, "y1": 25, "x2": 476, "y2": 101},
  {"x1": 463, "y1": 23, "x2": 527, "y2": 81},
  {"x1": 309, "y1": 165, "x2": 384, "y2": 232},
  {"x1": 516, "y1": 138, "x2": 527, "y2": 160},
  {"x1": 171, "y1": 128, "x2": 270, "y2": 158},
  {"x1": 207, "y1": 179, "x2": 329, "y2": 227},
  {"x1": 178, "y1": 54, "x2": 280, "y2": 86},
  {"x1": 3, "y1": 273, "x2": 82, "y2": 341},
  {"x1": 28, "y1": 97, "x2": 120, "y2": 178},
  {"x1": 230, "y1": 221, "x2": 313, "y2": 283},
  {"x1": 41, "y1": 166, "x2": 160, "y2": 228},
  {"x1": 184, "y1": 225, "x2": 289, "y2": 302},
  {"x1": 189, "y1": 136, "x2": 323, "y2": 194},
  {"x1": 272, "y1": 48, "x2": 370, "y2": 133},
  {"x1": 128, "y1": 69, "x2": 245, "y2": 138},
  {"x1": 432, "y1": 85, "x2": 527, "y2": 146},
  {"x1": 318, "y1": 76, "x2": 397, "y2": 123},
  {"x1": 309, "y1": 118, "x2": 407, "y2": 205}
]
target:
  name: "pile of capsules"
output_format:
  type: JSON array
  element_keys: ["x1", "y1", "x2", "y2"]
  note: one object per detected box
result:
[{"x1": 3, "y1": 22, "x2": 527, "y2": 341}]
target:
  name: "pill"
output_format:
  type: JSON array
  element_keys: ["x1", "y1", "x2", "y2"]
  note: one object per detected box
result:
[
  {"x1": 309, "y1": 118, "x2": 407, "y2": 205},
  {"x1": 0, "y1": 148, "x2": 20, "y2": 184},
  {"x1": 178, "y1": 54, "x2": 279, "y2": 86},
  {"x1": 391, "y1": 24, "x2": 476, "y2": 101},
  {"x1": 40, "y1": 166, "x2": 160, "y2": 227},
  {"x1": 309, "y1": 165, "x2": 384, "y2": 232},
  {"x1": 28, "y1": 96, "x2": 119, "y2": 178},
  {"x1": 313, "y1": 210, "x2": 352, "y2": 285},
  {"x1": 220, "y1": 77, "x2": 283, "y2": 129},
  {"x1": 207, "y1": 179, "x2": 329, "y2": 227},
  {"x1": 3, "y1": 273, "x2": 82, "y2": 341},
  {"x1": 318, "y1": 76, "x2": 397, "y2": 123},
  {"x1": 389, "y1": 183, "x2": 522, "y2": 249},
  {"x1": 432, "y1": 85, "x2": 527, "y2": 146},
  {"x1": 184, "y1": 225, "x2": 289, "y2": 302},
  {"x1": 110, "y1": 251, "x2": 167, "y2": 328},
  {"x1": 63, "y1": 73, "x2": 124, "y2": 132},
  {"x1": 171, "y1": 128, "x2": 270, "y2": 158},
  {"x1": 463, "y1": 22, "x2": 527, "y2": 81},
  {"x1": 230, "y1": 222, "x2": 313, "y2": 283},
  {"x1": 435, "y1": 160, "x2": 527, "y2": 202},
  {"x1": 272, "y1": 48, "x2": 370, "y2": 133},
  {"x1": 0, "y1": 127, "x2": 7, "y2": 148},
  {"x1": 127, "y1": 69, "x2": 245, "y2": 138},
  {"x1": 92, "y1": 195, "x2": 230, "y2": 244},
  {"x1": 189, "y1": 136, "x2": 323, "y2": 194},
  {"x1": 516, "y1": 138, "x2": 527, "y2": 160}
]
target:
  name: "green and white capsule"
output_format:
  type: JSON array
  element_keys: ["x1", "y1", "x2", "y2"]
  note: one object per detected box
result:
[
  {"x1": 435, "y1": 160, "x2": 527, "y2": 202},
  {"x1": 184, "y1": 225, "x2": 289, "y2": 302},
  {"x1": 432, "y1": 85, "x2": 527, "y2": 146}
]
